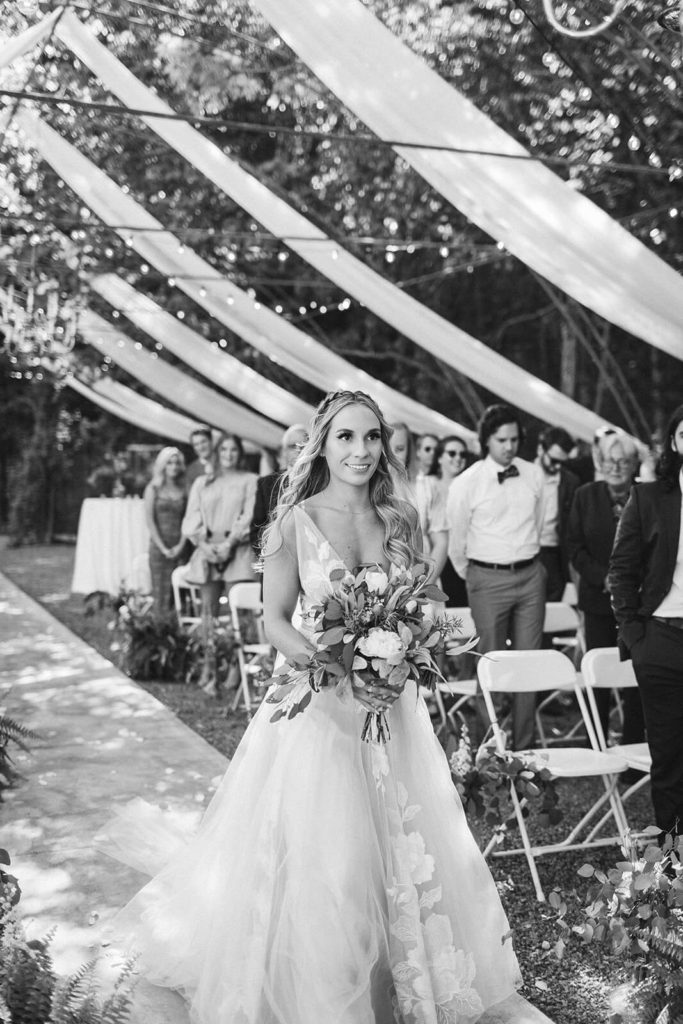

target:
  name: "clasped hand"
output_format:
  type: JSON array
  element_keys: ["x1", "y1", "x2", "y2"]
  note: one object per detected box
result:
[
  {"x1": 199, "y1": 539, "x2": 233, "y2": 563},
  {"x1": 352, "y1": 675, "x2": 403, "y2": 714}
]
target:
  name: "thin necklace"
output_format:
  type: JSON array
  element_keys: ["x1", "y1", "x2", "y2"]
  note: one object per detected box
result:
[{"x1": 312, "y1": 503, "x2": 374, "y2": 514}]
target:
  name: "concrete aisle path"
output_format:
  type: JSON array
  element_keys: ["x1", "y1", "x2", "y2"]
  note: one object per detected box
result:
[{"x1": 0, "y1": 569, "x2": 553, "y2": 1024}]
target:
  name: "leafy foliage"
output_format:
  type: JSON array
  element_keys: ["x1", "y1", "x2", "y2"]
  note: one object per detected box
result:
[
  {"x1": 85, "y1": 590, "x2": 237, "y2": 684},
  {"x1": 550, "y1": 830, "x2": 683, "y2": 1023},
  {"x1": 0, "y1": 850, "x2": 136, "y2": 1023},
  {"x1": 449, "y1": 717, "x2": 562, "y2": 840},
  {"x1": 0, "y1": 705, "x2": 38, "y2": 800}
]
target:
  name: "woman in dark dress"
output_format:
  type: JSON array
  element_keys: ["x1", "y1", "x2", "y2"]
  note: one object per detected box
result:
[
  {"x1": 144, "y1": 447, "x2": 188, "y2": 613},
  {"x1": 567, "y1": 432, "x2": 645, "y2": 744},
  {"x1": 433, "y1": 435, "x2": 469, "y2": 607}
]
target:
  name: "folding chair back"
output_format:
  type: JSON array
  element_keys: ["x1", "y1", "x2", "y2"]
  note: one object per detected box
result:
[
  {"x1": 476, "y1": 649, "x2": 629, "y2": 900},
  {"x1": 543, "y1": 602, "x2": 580, "y2": 635},
  {"x1": 171, "y1": 564, "x2": 202, "y2": 627},
  {"x1": 228, "y1": 582, "x2": 272, "y2": 713}
]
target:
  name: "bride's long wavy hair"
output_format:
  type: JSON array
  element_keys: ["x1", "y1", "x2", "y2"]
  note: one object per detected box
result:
[{"x1": 264, "y1": 390, "x2": 423, "y2": 568}]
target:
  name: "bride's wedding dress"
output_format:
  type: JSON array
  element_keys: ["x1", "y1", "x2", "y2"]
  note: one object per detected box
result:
[{"x1": 104, "y1": 505, "x2": 521, "y2": 1023}]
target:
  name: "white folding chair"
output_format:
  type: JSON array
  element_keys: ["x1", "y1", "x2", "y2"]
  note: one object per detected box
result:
[
  {"x1": 580, "y1": 648, "x2": 651, "y2": 819},
  {"x1": 478, "y1": 649, "x2": 629, "y2": 901},
  {"x1": 536, "y1": 602, "x2": 586, "y2": 746},
  {"x1": 228, "y1": 582, "x2": 273, "y2": 714},
  {"x1": 171, "y1": 563, "x2": 202, "y2": 627},
  {"x1": 424, "y1": 607, "x2": 478, "y2": 739}
]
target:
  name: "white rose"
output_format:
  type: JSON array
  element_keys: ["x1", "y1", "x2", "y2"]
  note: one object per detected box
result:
[
  {"x1": 357, "y1": 627, "x2": 406, "y2": 663},
  {"x1": 365, "y1": 569, "x2": 389, "y2": 595}
]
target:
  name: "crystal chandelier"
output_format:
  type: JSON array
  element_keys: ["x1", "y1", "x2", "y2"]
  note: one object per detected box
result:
[{"x1": 0, "y1": 278, "x2": 81, "y2": 371}]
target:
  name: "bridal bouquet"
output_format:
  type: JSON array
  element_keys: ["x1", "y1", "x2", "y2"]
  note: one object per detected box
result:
[{"x1": 265, "y1": 562, "x2": 478, "y2": 743}]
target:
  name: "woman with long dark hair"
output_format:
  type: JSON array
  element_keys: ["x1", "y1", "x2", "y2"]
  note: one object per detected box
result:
[{"x1": 609, "y1": 404, "x2": 683, "y2": 838}]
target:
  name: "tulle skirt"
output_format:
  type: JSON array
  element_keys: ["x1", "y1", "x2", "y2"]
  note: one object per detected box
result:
[{"x1": 101, "y1": 681, "x2": 521, "y2": 1024}]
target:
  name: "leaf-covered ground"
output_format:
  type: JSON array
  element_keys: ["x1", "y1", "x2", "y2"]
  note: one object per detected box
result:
[{"x1": 2, "y1": 540, "x2": 654, "y2": 1023}]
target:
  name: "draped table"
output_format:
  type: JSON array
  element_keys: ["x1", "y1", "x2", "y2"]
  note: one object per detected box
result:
[{"x1": 71, "y1": 497, "x2": 149, "y2": 595}]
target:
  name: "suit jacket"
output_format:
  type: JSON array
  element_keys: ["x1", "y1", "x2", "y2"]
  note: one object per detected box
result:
[
  {"x1": 249, "y1": 472, "x2": 284, "y2": 553},
  {"x1": 607, "y1": 480, "x2": 681, "y2": 657},
  {"x1": 557, "y1": 468, "x2": 580, "y2": 582},
  {"x1": 567, "y1": 481, "x2": 618, "y2": 617}
]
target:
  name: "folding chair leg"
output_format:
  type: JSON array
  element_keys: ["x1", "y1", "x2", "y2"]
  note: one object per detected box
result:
[{"x1": 508, "y1": 784, "x2": 546, "y2": 902}]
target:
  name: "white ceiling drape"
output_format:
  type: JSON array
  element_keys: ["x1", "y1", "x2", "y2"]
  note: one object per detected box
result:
[
  {"x1": 66, "y1": 373, "x2": 201, "y2": 442},
  {"x1": 46, "y1": 10, "x2": 613, "y2": 443},
  {"x1": 15, "y1": 109, "x2": 471, "y2": 441},
  {"x1": 79, "y1": 307, "x2": 285, "y2": 448},
  {"x1": 248, "y1": 0, "x2": 683, "y2": 358}
]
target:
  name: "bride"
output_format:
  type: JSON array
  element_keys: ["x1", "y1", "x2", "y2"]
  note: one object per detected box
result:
[{"x1": 106, "y1": 389, "x2": 522, "y2": 1024}]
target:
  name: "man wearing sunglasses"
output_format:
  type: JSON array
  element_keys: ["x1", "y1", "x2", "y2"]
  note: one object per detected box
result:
[{"x1": 535, "y1": 427, "x2": 580, "y2": 602}]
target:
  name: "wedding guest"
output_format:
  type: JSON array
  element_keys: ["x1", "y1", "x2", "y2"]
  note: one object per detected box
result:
[
  {"x1": 185, "y1": 426, "x2": 214, "y2": 488},
  {"x1": 182, "y1": 433, "x2": 258, "y2": 692},
  {"x1": 389, "y1": 422, "x2": 448, "y2": 584},
  {"x1": 433, "y1": 435, "x2": 469, "y2": 606},
  {"x1": 535, "y1": 427, "x2": 579, "y2": 602},
  {"x1": 87, "y1": 450, "x2": 137, "y2": 497},
  {"x1": 568, "y1": 432, "x2": 645, "y2": 746},
  {"x1": 250, "y1": 423, "x2": 309, "y2": 555},
  {"x1": 143, "y1": 447, "x2": 188, "y2": 614},
  {"x1": 447, "y1": 404, "x2": 546, "y2": 749},
  {"x1": 415, "y1": 432, "x2": 438, "y2": 478},
  {"x1": 608, "y1": 405, "x2": 683, "y2": 837}
]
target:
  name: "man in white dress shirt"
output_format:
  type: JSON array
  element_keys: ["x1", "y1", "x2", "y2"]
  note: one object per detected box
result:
[{"x1": 447, "y1": 404, "x2": 546, "y2": 749}]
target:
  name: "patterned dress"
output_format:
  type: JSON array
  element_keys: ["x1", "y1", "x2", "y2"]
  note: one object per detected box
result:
[
  {"x1": 148, "y1": 487, "x2": 187, "y2": 613},
  {"x1": 103, "y1": 504, "x2": 521, "y2": 1023}
]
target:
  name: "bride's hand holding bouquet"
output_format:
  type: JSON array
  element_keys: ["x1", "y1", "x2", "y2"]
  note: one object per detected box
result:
[{"x1": 265, "y1": 561, "x2": 478, "y2": 743}]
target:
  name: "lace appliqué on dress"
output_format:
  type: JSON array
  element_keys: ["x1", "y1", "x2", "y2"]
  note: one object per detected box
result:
[{"x1": 385, "y1": 781, "x2": 484, "y2": 1024}]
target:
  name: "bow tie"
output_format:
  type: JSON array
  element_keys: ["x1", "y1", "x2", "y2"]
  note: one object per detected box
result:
[{"x1": 498, "y1": 464, "x2": 520, "y2": 484}]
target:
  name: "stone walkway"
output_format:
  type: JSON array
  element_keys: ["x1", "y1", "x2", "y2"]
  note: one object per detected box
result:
[{"x1": 0, "y1": 568, "x2": 553, "y2": 1023}]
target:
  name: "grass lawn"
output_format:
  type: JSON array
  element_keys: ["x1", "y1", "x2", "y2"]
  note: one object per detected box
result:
[{"x1": 1, "y1": 539, "x2": 656, "y2": 1024}]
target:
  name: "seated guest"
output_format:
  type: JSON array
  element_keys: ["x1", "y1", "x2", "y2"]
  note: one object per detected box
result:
[
  {"x1": 182, "y1": 433, "x2": 258, "y2": 692},
  {"x1": 568, "y1": 431, "x2": 645, "y2": 745},
  {"x1": 434, "y1": 435, "x2": 469, "y2": 606},
  {"x1": 535, "y1": 427, "x2": 579, "y2": 602},
  {"x1": 250, "y1": 424, "x2": 309, "y2": 555},
  {"x1": 87, "y1": 450, "x2": 138, "y2": 497},
  {"x1": 185, "y1": 426, "x2": 214, "y2": 488},
  {"x1": 143, "y1": 447, "x2": 188, "y2": 614}
]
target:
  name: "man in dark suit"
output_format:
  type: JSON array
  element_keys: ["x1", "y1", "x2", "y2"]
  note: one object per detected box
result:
[
  {"x1": 250, "y1": 424, "x2": 309, "y2": 555},
  {"x1": 608, "y1": 404, "x2": 683, "y2": 837},
  {"x1": 535, "y1": 427, "x2": 579, "y2": 602}
]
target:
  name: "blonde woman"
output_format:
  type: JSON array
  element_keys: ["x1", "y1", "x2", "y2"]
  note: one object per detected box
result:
[
  {"x1": 107, "y1": 391, "x2": 521, "y2": 1023},
  {"x1": 143, "y1": 447, "x2": 188, "y2": 613},
  {"x1": 182, "y1": 432, "x2": 257, "y2": 690}
]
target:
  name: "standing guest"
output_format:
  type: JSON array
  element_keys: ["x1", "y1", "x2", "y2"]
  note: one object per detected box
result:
[
  {"x1": 389, "y1": 423, "x2": 448, "y2": 584},
  {"x1": 566, "y1": 425, "x2": 617, "y2": 485},
  {"x1": 143, "y1": 447, "x2": 188, "y2": 614},
  {"x1": 568, "y1": 432, "x2": 645, "y2": 745},
  {"x1": 608, "y1": 405, "x2": 683, "y2": 838},
  {"x1": 185, "y1": 427, "x2": 214, "y2": 488},
  {"x1": 415, "y1": 432, "x2": 438, "y2": 478},
  {"x1": 249, "y1": 423, "x2": 309, "y2": 555},
  {"x1": 434, "y1": 435, "x2": 469, "y2": 606},
  {"x1": 182, "y1": 433, "x2": 258, "y2": 692},
  {"x1": 535, "y1": 427, "x2": 579, "y2": 602},
  {"x1": 447, "y1": 404, "x2": 546, "y2": 749}
]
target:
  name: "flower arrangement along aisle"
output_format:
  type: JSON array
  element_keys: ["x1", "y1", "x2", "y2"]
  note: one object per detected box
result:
[{"x1": 266, "y1": 562, "x2": 478, "y2": 742}]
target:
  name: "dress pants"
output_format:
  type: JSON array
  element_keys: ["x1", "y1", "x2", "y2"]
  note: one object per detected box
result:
[
  {"x1": 584, "y1": 612, "x2": 645, "y2": 745},
  {"x1": 631, "y1": 618, "x2": 683, "y2": 835},
  {"x1": 467, "y1": 559, "x2": 546, "y2": 750},
  {"x1": 540, "y1": 546, "x2": 565, "y2": 603}
]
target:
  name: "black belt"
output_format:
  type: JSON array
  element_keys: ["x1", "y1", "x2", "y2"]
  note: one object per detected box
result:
[
  {"x1": 653, "y1": 615, "x2": 683, "y2": 630},
  {"x1": 469, "y1": 555, "x2": 538, "y2": 572}
]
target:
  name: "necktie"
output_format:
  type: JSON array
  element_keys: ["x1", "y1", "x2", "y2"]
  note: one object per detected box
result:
[{"x1": 498, "y1": 464, "x2": 520, "y2": 484}]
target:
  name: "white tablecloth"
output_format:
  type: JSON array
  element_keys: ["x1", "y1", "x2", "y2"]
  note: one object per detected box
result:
[{"x1": 71, "y1": 497, "x2": 150, "y2": 595}]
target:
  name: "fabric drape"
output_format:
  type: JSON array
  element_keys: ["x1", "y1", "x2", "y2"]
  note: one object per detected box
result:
[{"x1": 248, "y1": 0, "x2": 683, "y2": 360}]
